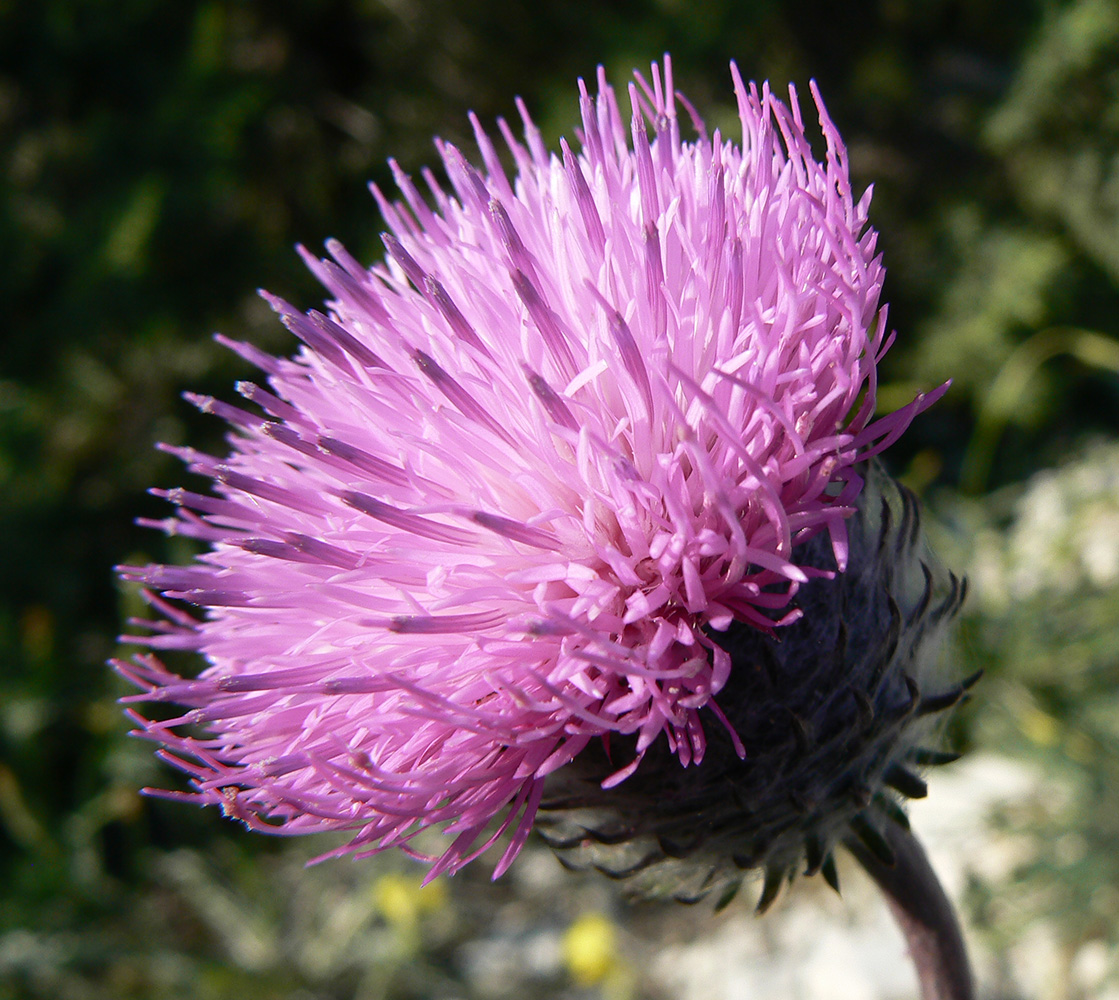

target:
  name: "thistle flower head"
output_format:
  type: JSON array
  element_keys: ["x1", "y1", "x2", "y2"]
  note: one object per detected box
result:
[{"x1": 117, "y1": 58, "x2": 951, "y2": 885}]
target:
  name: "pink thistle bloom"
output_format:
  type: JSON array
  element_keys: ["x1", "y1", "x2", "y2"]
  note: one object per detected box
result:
[{"x1": 117, "y1": 58, "x2": 945, "y2": 882}]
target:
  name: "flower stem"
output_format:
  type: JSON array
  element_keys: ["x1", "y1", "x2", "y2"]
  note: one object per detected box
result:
[{"x1": 844, "y1": 822, "x2": 974, "y2": 1000}]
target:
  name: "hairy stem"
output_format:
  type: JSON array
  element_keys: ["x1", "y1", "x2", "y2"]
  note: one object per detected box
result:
[{"x1": 845, "y1": 822, "x2": 974, "y2": 1000}]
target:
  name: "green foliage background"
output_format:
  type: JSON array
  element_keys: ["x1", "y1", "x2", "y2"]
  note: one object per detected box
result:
[{"x1": 2, "y1": 1, "x2": 1118, "y2": 997}]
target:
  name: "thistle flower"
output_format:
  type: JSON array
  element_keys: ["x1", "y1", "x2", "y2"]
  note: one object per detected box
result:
[{"x1": 117, "y1": 59, "x2": 958, "y2": 900}]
